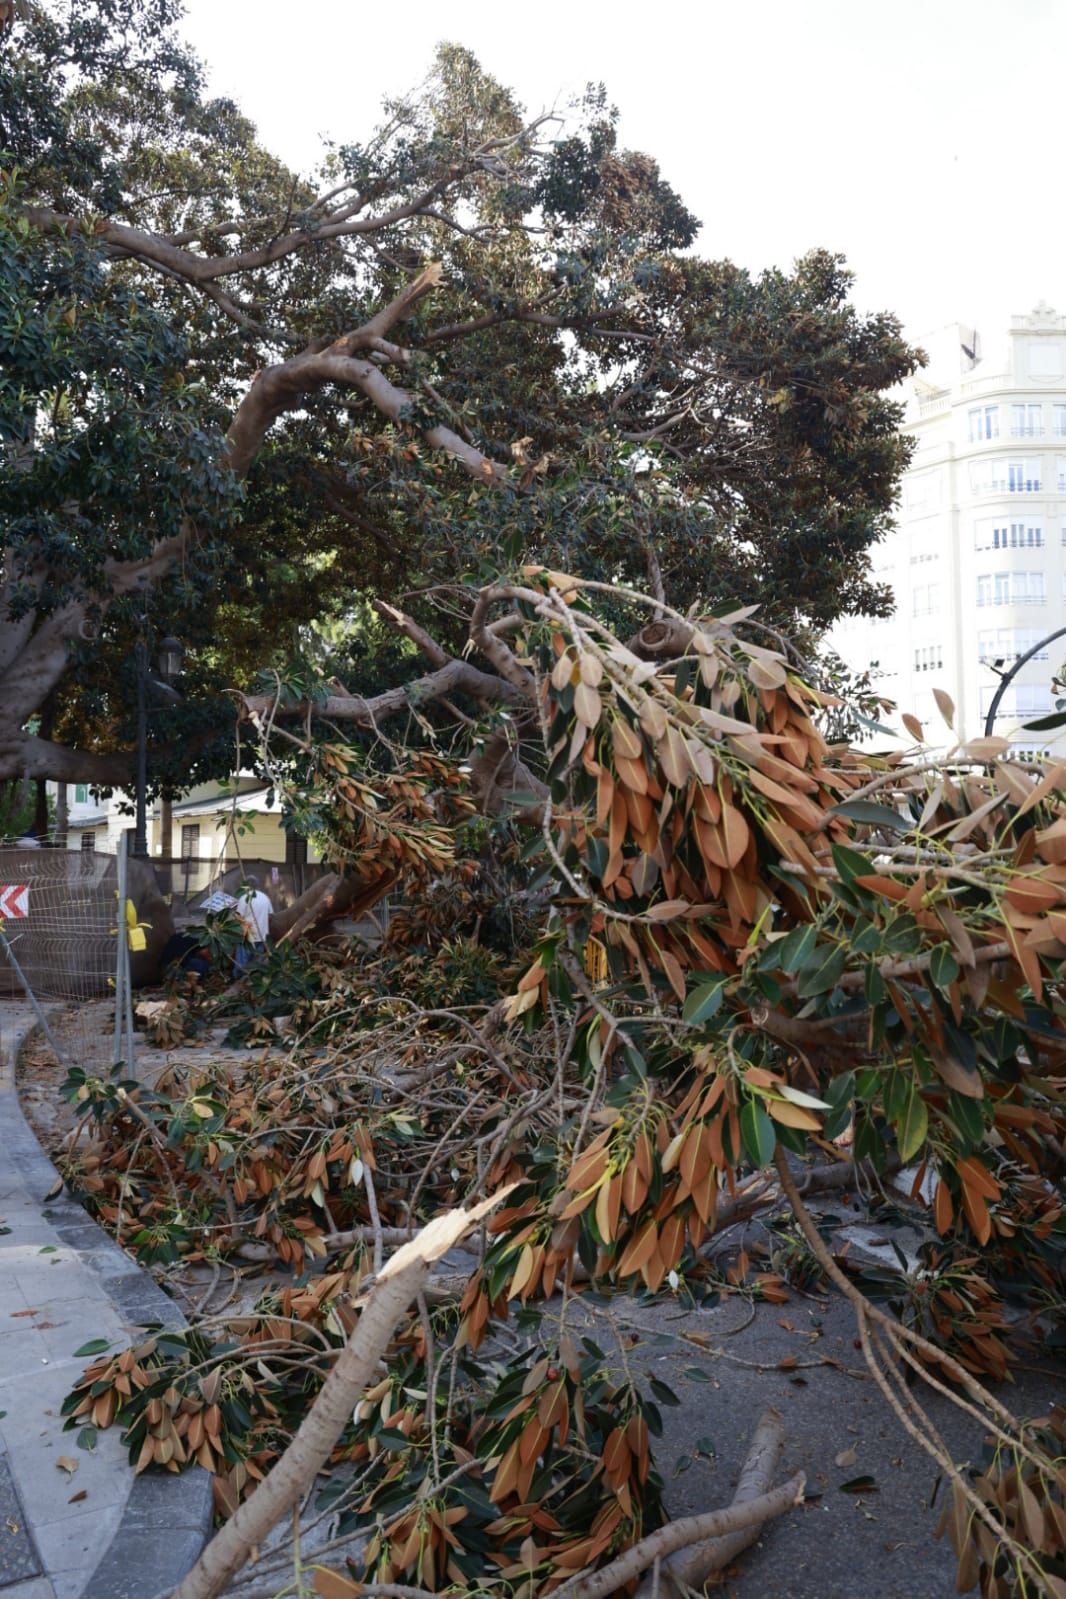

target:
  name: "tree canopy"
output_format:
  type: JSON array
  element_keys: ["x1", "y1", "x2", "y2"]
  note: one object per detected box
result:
[{"x1": 1, "y1": 0, "x2": 920, "y2": 787}]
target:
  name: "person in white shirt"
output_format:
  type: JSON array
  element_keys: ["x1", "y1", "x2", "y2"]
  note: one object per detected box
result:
[{"x1": 234, "y1": 874, "x2": 273, "y2": 974}]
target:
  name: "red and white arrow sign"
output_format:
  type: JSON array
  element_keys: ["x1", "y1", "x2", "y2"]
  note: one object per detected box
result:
[{"x1": 0, "y1": 884, "x2": 29, "y2": 918}]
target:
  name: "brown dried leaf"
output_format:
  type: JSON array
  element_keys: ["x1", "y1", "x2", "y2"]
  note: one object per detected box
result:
[
  {"x1": 643, "y1": 899, "x2": 690, "y2": 922},
  {"x1": 574, "y1": 680, "x2": 602, "y2": 730},
  {"x1": 932, "y1": 687, "x2": 955, "y2": 729},
  {"x1": 613, "y1": 718, "x2": 643, "y2": 761}
]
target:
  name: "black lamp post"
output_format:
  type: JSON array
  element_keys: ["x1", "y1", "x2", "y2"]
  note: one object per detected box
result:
[{"x1": 133, "y1": 632, "x2": 186, "y2": 858}]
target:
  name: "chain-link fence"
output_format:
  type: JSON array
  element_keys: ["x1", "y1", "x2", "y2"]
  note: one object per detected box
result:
[
  {"x1": 0, "y1": 841, "x2": 129, "y2": 1074},
  {"x1": 0, "y1": 846, "x2": 366, "y2": 1076}
]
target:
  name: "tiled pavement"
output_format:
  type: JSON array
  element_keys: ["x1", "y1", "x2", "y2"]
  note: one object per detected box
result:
[{"x1": 0, "y1": 1004, "x2": 212, "y2": 1598}]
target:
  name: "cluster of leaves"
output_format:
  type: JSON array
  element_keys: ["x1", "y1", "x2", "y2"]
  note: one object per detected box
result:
[
  {"x1": 938, "y1": 1410, "x2": 1066, "y2": 1599},
  {"x1": 58, "y1": 580, "x2": 1066, "y2": 1595},
  {"x1": 63, "y1": 1305, "x2": 669, "y2": 1596}
]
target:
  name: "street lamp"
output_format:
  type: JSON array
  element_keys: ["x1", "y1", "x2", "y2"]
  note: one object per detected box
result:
[
  {"x1": 133, "y1": 632, "x2": 186, "y2": 857},
  {"x1": 157, "y1": 636, "x2": 186, "y2": 683}
]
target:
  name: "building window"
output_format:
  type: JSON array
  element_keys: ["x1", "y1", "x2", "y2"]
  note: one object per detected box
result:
[
  {"x1": 977, "y1": 572, "x2": 1045, "y2": 606},
  {"x1": 978, "y1": 629, "x2": 1050, "y2": 663},
  {"x1": 80, "y1": 831, "x2": 96, "y2": 852},
  {"x1": 968, "y1": 457, "x2": 1041, "y2": 493},
  {"x1": 1012, "y1": 744, "x2": 1052, "y2": 761},
  {"x1": 1007, "y1": 459, "x2": 1041, "y2": 492},
  {"x1": 980, "y1": 684, "x2": 1053, "y2": 718},
  {"x1": 1055, "y1": 405, "x2": 1066, "y2": 437},
  {"x1": 180, "y1": 823, "x2": 200, "y2": 860},
  {"x1": 976, "y1": 520, "x2": 1044, "y2": 550},
  {"x1": 912, "y1": 583, "x2": 942, "y2": 616},
  {"x1": 1010, "y1": 403, "x2": 1042, "y2": 437},
  {"x1": 913, "y1": 645, "x2": 944, "y2": 673},
  {"x1": 968, "y1": 406, "x2": 999, "y2": 441},
  {"x1": 73, "y1": 783, "x2": 89, "y2": 804}
]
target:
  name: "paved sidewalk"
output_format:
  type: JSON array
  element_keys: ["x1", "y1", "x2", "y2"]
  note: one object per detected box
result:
[{"x1": 0, "y1": 1003, "x2": 211, "y2": 1599}]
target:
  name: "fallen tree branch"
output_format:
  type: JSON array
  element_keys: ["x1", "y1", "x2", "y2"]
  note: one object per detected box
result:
[
  {"x1": 552, "y1": 1462, "x2": 805, "y2": 1599},
  {"x1": 634, "y1": 1407, "x2": 787, "y2": 1599},
  {"x1": 773, "y1": 1150, "x2": 1059, "y2": 1597},
  {"x1": 165, "y1": 1190, "x2": 511, "y2": 1599}
]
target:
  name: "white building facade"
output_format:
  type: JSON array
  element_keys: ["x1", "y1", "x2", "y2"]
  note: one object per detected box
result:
[{"x1": 833, "y1": 303, "x2": 1066, "y2": 756}]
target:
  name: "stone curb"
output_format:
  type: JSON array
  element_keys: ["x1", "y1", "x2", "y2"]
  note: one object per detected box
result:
[{"x1": 0, "y1": 1013, "x2": 213, "y2": 1599}]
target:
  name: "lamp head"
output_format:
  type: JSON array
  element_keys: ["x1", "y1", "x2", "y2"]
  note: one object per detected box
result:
[{"x1": 157, "y1": 636, "x2": 185, "y2": 683}]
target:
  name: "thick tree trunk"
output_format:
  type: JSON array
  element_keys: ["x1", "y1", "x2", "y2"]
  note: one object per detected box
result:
[{"x1": 269, "y1": 868, "x2": 398, "y2": 943}]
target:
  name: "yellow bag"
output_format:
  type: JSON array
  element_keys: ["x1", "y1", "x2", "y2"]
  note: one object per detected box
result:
[{"x1": 125, "y1": 897, "x2": 148, "y2": 953}]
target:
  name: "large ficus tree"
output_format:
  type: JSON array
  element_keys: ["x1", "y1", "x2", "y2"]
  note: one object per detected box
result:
[{"x1": 1, "y1": 0, "x2": 920, "y2": 787}]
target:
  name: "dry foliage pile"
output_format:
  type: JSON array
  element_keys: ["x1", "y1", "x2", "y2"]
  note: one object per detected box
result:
[{"x1": 57, "y1": 575, "x2": 1065, "y2": 1598}]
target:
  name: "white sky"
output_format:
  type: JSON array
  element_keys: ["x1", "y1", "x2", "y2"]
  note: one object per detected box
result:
[{"x1": 180, "y1": 0, "x2": 1066, "y2": 349}]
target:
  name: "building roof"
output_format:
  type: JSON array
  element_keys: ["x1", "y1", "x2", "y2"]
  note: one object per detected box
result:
[{"x1": 171, "y1": 788, "x2": 280, "y2": 819}]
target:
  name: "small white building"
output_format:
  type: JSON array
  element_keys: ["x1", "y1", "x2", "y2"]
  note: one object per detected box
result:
[
  {"x1": 58, "y1": 777, "x2": 319, "y2": 865},
  {"x1": 832, "y1": 303, "x2": 1066, "y2": 756},
  {"x1": 65, "y1": 781, "x2": 127, "y2": 853}
]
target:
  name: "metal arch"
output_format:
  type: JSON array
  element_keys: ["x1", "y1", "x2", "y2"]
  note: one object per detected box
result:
[{"x1": 982, "y1": 624, "x2": 1066, "y2": 738}]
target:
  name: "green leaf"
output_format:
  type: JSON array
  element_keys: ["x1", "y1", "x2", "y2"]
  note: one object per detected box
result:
[
  {"x1": 682, "y1": 976, "x2": 727, "y2": 1025},
  {"x1": 740, "y1": 1099, "x2": 776, "y2": 1168},
  {"x1": 796, "y1": 944, "x2": 846, "y2": 997},
  {"x1": 72, "y1": 1339, "x2": 115, "y2": 1358},
  {"x1": 840, "y1": 1474, "x2": 879, "y2": 1494},
  {"x1": 829, "y1": 800, "x2": 910, "y2": 832},
  {"x1": 830, "y1": 841, "x2": 873, "y2": 886},
  {"x1": 683, "y1": 1365, "x2": 712, "y2": 1382},
  {"x1": 864, "y1": 963, "x2": 886, "y2": 1005},
  {"x1": 895, "y1": 1087, "x2": 928, "y2": 1163},
  {"x1": 76, "y1": 1426, "x2": 98, "y2": 1452},
  {"x1": 767, "y1": 922, "x2": 820, "y2": 974},
  {"x1": 1021, "y1": 710, "x2": 1066, "y2": 732},
  {"x1": 649, "y1": 1377, "x2": 680, "y2": 1406},
  {"x1": 854, "y1": 712, "x2": 898, "y2": 738},
  {"x1": 823, "y1": 1071, "x2": 855, "y2": 1142},
  {"x1": 928, "y1": 945, "x2": 959, "y2": 988}
]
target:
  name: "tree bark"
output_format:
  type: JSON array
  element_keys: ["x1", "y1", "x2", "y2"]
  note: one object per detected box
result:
[
  {"x1": 270, "y1": 869, "x2": 398, "y2": 944},
  {"x1": 55, "y1": 782, "x2": 69, "y2": 846},
  {"x1": 241, "y1": 657, "x2": 524, "y2": 732},
  {"x1": 633, "y1": 1408, "x2": 788, "y2": 1598},
  {"x1": 551, "y1": 1461, "x2": 805, "y2": 1599}
]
